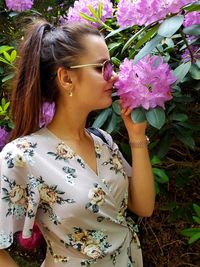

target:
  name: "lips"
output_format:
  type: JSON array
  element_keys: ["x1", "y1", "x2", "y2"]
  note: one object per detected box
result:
[{"x1": 105, "y1": 88, "x2": 113, "y2": 92}]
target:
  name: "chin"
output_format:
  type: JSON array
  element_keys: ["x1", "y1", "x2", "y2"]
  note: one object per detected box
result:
[
  {"x1": 102, "y1": 98, "x2": 113, "y2": 109},
  {"x1": 92, "y1": 97, "x2": 112, "y2": 111}
]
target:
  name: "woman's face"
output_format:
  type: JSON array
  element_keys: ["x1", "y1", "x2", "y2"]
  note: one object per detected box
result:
[{"x1": 70, "y1": 34, "x2": 117, "y2": 111}]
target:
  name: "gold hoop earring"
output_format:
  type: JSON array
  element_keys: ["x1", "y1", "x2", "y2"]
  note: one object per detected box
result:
[
  {"x1": 67, "y1": 84, "x2": 73, "y2": 97},
  {"x1": 68, "y1": 88, "x2": 73, "y2": 97}
]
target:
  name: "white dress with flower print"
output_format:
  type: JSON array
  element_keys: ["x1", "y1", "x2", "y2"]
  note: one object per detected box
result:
[{"x1": 0, "y1": 127, "x2": 143, "y2": 267}]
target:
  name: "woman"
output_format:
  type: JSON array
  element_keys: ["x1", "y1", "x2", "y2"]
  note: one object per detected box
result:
[{"x1": 0, "y1": 19, "x2": 155, "y2": 267}]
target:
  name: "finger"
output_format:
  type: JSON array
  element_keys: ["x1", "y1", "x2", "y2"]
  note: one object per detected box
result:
[
  {"x1": 124, "y1": 109, "x2": 132, "y2": 116},
  {"x1": 121, "y1": 108, "x2": 126, "y2": 114}
]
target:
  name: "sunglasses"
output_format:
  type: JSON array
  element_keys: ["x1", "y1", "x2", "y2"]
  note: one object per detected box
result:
[{"x1": 69, "y1": 59, "x2": 114, "y2": 81}]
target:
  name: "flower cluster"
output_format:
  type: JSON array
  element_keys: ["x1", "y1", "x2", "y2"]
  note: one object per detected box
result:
[
  {"x1": 5, "y1": 0, "x2": 33, "y2": 12},
  {"x1": 115, "y1": 56, "x2": 176, "y2": 110},
  {"x1": 184, "y1": 11, "x2": 200, "y2": 27},
  {"x1": 0, "y1": 127, "x2": 9, "y2": 151},
  {"x1": 40, "y1": 102, "x2": 55, "y2": 128},
  {"x1": 116, "y1": 0, "x2": 193, "y2": 28},
  {"x1": 61, "y1": 0, "x2": 113, "y2": 27}
]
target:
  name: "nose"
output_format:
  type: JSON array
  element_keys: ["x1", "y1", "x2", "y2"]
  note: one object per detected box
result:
[{"x1": 111, "y1": 71, "x2": 119, "y2": 82}]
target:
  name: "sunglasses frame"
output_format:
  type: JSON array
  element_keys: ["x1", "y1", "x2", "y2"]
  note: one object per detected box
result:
[{"x1": 69, "y1": 59, "x2": 113, "y2": 81}]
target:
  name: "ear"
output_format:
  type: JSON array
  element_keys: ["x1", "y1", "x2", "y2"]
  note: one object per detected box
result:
[{"x1": 56, "y1": 67, "x2": 72, "y2": 89}]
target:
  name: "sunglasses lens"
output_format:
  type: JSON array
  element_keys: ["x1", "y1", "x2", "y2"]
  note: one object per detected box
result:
[{"x1": 103, "y1": 61, "x2": 113, "y2": 81}]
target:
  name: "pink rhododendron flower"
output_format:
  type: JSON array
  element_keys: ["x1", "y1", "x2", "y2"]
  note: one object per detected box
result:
[
  {"x1": 61, "y1": 0, "x2": 113, "y2": 27},
  {"x1": 5, "y1": 0, "x2": 33, "y2": 12},
  {"x1": 117, "y1": 0, "x2": 158, "y2": 28},
  {"x1": 40, "y1": 102, "x2": 55, "y2": 128},
  {"x1": 116, "y1": 0, "x2": 192, "y2": 28},
  {"x1": 115, "y1": 56, "x2": 176, "y2": 110},
  {"x1": 184, "y1": 11, "x2": 200, "y2": 27},
  {"x1": 47, "y1": 6, "x2": 53, "y2": 12},
  {"x1": 0, "y1": 127, "x2": 9, "y2": 150}
]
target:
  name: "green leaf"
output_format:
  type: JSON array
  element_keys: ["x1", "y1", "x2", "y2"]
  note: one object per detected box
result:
[
  {"x1": 176, "y1": 132, "x2": 195, "y2": 149},
  {"x1": 178, "y1": 122, "x2": 200, "y2": 131},
  {"x1": 180, "y1": 228, "x2": 200, "y2": 237},
  {"x1": 173, "y1": 61, "x2": 191, "y2": 82},
  {"x1": 158, "y1": 15, "x2": 184, "y2": 37},
  {"x1": 157, "y1": 132, "x2": 172, "y2": 159},
  {"x1": 145, "y1": 108, "x2": 166, "y2": 129},
  {"x1": 122, "y1": 26, "x2": 149, "y2": 53},
  {"x1": 171, "y1": 113, "x2": 188, "y2": 122},
  {"x1": 92, "y1": 108, "x2": 112, "y2": 128},
  {"x1": 164, "y1": 38, "x2": 175, "y2": 49},
  {"x1": 193, "y1": 216, "x2": 200, "y2": 224},
  {"x1": 183, "y1": 24, "x2": 200, "y2": 36},
  {"x1": 154, "y1": 182, "x2": 160, "y2": 195},
  {"x1": 133, "y1": 35, "x2": 164, "y2": 63},
  {"x1": 106, "y1": 112, "x2": 118, "y2": 133},
  {"x1": 193, "y1": 204, "x2": 200, "y2": 217},
  {"x1": 3, "y1": 102, "x2": 10, "y2": 111},
  {"x1": 183, "y1": 3, "x2": 200, "y2": 12},
  {"x1": 108, "y1": 42, "x2": 122, "y2": 54},
  {"x1": 0, "y1": 56, "x2": 9, "y2": 64},
  {"x1": 111, "y1": 57, "x2": 121, "y2": 67},
  {"x1": 188, "y1": 232, "x2": 200, "y2": 244},
  {"x1": 196, "y1": 59, "x2": 200, "y2": 69},
  {"x1": 1, "y1": 98, "x2": 6, "y2": 107},
  {"x1": 153, "y1": 168, "x2": 169, "y2": 184},
  {"x1": 10, "y1": 50, "x2": 17, "y2": 63},
  {"x1": 88, "y1": 5, "x2": 99, "y2": 19},
  {"x1": 2, "y1": 73, "x2": 15, "y2": 83},
  {"x1": 8, "y1": 12, "x2": 19, "y2": 17},
  {"x1": 134, "y1": 24, "x2": 159, "y2": 50},
  {"x1": 151, "y1": 155, "x2": 162, "y2": 165},
  {"x1": 105, "y1": 28, "x2": 128, "y2": 39},
  {"x1": 97, "y1": 1, "x2": 103, "y2": 19},
  {"x1": 8, "y1": 121, "x2": 14, "y2": 129},
  {"x1": 79, "y1": 12, "x2": 99, "y2": 23},
  {"x1": 131, "y1": 108, "x2": 146, "y2": 123},
  {"x1": 190, "y1": 63, "x2": 200, "y2": 80},
  {"x1": 0, "y1": 110, "x2": 6, "y2": 116},
  {"x1": 3, "y1": 51, "x2": 11, "y2": 62},
  {"x1": 112, "y1": 100, "x2": 121, "y2": 115},
  {"x1": 0, "y1": 46, "x2": 13, "y2": 54}
]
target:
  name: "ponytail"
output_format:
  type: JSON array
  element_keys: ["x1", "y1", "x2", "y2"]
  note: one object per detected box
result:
[
  {"x1": 9, "y1": 19, "x2": 102, "y2": 141},
  {"x1": 10, "y1": 20, "x2": 52, "y2": 141}
]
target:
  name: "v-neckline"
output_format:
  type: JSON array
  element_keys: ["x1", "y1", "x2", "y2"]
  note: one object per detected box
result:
[{"x1": 44, "y1": 127, "x2": 100, "y2": 177}]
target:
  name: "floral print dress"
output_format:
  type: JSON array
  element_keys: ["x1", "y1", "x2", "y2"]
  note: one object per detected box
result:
[{"x1": 0, "y1": 127, "x2": 143, "y2": 267}]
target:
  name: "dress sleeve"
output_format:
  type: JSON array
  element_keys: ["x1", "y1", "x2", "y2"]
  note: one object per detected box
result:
[
  {"x1": 98, "y1": 129, "x2": 132, "y2": 177},
  {"x1": 0, "y1": 142, "x2": 39, "y2": 249}
]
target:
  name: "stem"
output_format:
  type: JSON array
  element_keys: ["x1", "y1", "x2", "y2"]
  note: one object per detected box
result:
[
  {"x1": 98, "y1": 20, "x2": 114, "y2": 32},
  {"x1": 179, "y1": 28, "x2": 194, "y2": 63},
  {"x1": 155, "y1": 47, "x2": 165, "y2": 56}
]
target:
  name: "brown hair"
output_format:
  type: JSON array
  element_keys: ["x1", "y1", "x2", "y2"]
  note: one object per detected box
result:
[{"x1": 10, "y1": 19, "x2": 102, "y2": 141}]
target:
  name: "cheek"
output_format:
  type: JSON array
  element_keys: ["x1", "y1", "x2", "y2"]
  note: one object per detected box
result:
[{"x1": 74, "y1": 69, "x2": 106, "y2": 94}]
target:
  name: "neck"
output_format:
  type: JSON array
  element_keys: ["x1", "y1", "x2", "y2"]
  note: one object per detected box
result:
[{"x1": 47, "y1": 102, "x2": 89, "y2": 142}]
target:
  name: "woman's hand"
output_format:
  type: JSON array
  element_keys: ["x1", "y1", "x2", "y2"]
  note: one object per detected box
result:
[{"x1": 119, "y1": 100, "x2": 147, "y2": 138}]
